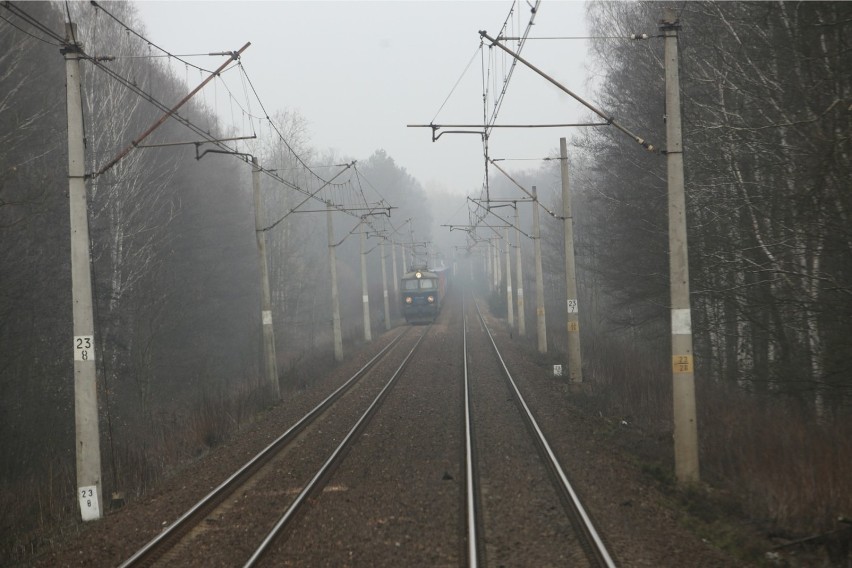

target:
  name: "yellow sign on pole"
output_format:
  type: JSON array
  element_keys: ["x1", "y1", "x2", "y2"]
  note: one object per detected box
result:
[{"x1": 672, "y1": 355, "x2": 693, "y2": 374}]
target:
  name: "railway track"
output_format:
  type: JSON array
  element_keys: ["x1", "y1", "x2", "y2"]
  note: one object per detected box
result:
[
  {"x1": 119, "y1": 325, "x2": 425, "y2": 567},
  {"x1": 118, "y1": 284, "x2": 615, "y2": 567},
  {"x1": 247, "y1": 295, "x2": 466, "y2": 566},
  {"x1": 243, "y1": 329, "x2": 429, "y2": 567},
  {"x1": 463, "y1": 293, "x2": 617, "y2": 567}
]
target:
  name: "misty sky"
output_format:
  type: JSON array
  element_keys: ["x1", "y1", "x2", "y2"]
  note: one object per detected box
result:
[{"x1": 134, "y1": 1, "x2": 593, "y2": 196}]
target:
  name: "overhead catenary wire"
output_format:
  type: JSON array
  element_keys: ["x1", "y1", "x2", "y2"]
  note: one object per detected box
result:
[
  {"x1": 2, "y1": 2, "x2": 67, "y2": 44},
  {"x1": 5, "y1": 1, "x2": 391, "y2": 231},
  {"x1": 261, "y1": 162, "x2": 357, "y2": 232},
  {"x1": 105, "y1": 52, "x2": 237, "y2": 59},
  {"x1": 485, "y1": 0, "x2": 540, "y2": 134},
  {"x1": 237, "y1": 58, "x2": 336, "y2": 186},
  {"x1": 89, "y1": 0, "x2": 217, "y2": 74},
  {"x1": 478, "y1": 0, "x2": 541, "y2": 203},
  {"x1": 68, "y1": 2, "x2": 382, "y2": 225},
  {"x1": 488, "y1": 158, "x2": 561, "y2": 219},
  {"x1": 93, "y1": 41, "x2": 251, "y2": 177},
  {"x1": 430, "y1": 45, "x2": 481, "y2": 124},
  {"x1": 479, "y1": 30, "x2": 656, "y2": 152},
  {"x1": 0, "y1": 12, "x2": 63, "y2": 45},
  {"x1": 86, "y1": 0, "x2": 339, "y2": 190},
  {"x1": 467, "y1": 197, "x2": 532, "y2": 239},
  {"x1": 351, "y1": 165, "x2": 394, "y2": 236},
  {"x1": 351, "y1": 164, "x2": 390, "y2": 208}
]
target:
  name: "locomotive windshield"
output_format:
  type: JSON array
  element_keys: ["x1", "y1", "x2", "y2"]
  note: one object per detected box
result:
[{"x1": 403, "y1": 278, "x2": 436, "y2": 290}]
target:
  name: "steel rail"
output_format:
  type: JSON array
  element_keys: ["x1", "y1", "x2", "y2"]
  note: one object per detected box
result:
[
  {"x1": 119, "y1": 328, "x2": 411, "y2": 568},
  {"x1": 244, "y1": 326, "x2": 430, "y2": 567},
  {"x1": 473, "y1": 300, "x2": 617, "y2": 568},
  {"x1": 462, "y1": 294, "x2": 481, "y2": 568}
]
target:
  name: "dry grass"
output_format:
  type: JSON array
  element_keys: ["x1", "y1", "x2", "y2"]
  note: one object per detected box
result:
[
  {"x1": 551, "y1": 322, "x2": 852, "y2": 543},
  {"x1": 1, "y1": 343, "x2": 344, "y2": 564},
  {"x1": 0, "y1": 378, "x2": 273, "y2": 565},
  {"x1": 700, "y1": 384, "x2": 852, "y2": 533}
]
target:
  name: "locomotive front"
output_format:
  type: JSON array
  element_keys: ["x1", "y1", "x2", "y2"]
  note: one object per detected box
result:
[{"x1": 401, "y1": 268, "x2": 441, "y2": 323}]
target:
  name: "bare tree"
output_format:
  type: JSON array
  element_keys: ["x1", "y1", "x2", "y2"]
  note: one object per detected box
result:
[{"x1": 580, "y1": 1, "x2": 852, "y2": 414}]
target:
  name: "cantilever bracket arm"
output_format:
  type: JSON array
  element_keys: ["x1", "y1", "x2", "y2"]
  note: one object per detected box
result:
[
  {"x1": 479, "y1": 30, "x2": 656, "y2": 153},
  {"x1": 195, "y1": 144, "x2": 252, "y2": 161},
  {"x1": 95, "y1": 41, "x2": 251, "y2": 176},
  {"x1": 409, "y1": 123, "x2": 603, "y2": 143},
  {"x1": 432, "y1": 127, "x2": 484, "y2": 142},
  {"x1": 441, "y1": 224, "x2": 474, "y2": 233},
  {"x1": 406, "y1": 123, "x2": 485, "y2": 142}
]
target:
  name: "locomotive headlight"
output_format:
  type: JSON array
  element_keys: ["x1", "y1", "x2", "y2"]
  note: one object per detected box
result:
[
  {"x1": 405, "y1": 297, "x2": 413, "y2": 304},
  {"x1": 415, "y1": 271, "x2": 422, "y2": 279},
  {"x1": 427, "y1": 295, "x2": 435, "y2": 303}
]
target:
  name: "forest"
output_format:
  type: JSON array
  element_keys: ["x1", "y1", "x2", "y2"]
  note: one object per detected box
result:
[
  {"x1": 1, "y1": 0, "x2": 850, "y2": 563},
  {"x1": 468, "y1": 0, "x2": 850, "y2": 557},
  {"x1": 0, "y1": 1, "x2": 437, "y2": 557},
  {"x1": 579, "y1": 1, "x2": 852, "y2": 411},
  {"x1": 542, "y1": 0, "x2": 849, "y2": 553}
]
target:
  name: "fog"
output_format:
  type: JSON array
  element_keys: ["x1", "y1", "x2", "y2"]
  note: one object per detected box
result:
[{"x1": 3, "y1": 1, "x2": 850, "y2": 560}]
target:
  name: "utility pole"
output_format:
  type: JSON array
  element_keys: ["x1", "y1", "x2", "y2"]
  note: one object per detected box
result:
[
  {"x1": 391, "y1": 241, "x2": 399, "y2": 294},
  {"x1": 495, "y1": 237, "x2": 502, "y2": 292},
  {"x1": 483, "y1": 246, "x2": 488, "y2": 286},
  {"x1": 64, "y1": 22, "x2": 103, "y2": 522},
  {"x1": 360, "y1": 219, "x2": 372, "y2": 342},
  {"x1": 380, "y1": 239, "x2": 391, "y2": 331},
  {"x1": 327, "y1": 209, "x2": 343, "y2": 361},
  {"x1": 515, "y1": 204, "x2": 526, "y2": 337},
  {"x1": 485, "y1": 239, "x2": 492, "y2": 288},
  {"x1": 504, "y1": 227, "x2": 514, "y2": 329},
  {"x1": 401, "y1": 242, "x2": 408, "y2": 274},
  {"x1": 492, "y1": 237, "x2": 500, "y2": 292},
  {"x1": 532, "y1": 186, "x2": 547, "y2": 353},
  {"x1": 663, "y1": 7, "x2": 699, "y2": 483},
  {"x1": 559, "y1": 139, "x2": 582, "y2": 382},
  {"x1": 407, "y1": 219, "x2": 414, "y2": 270},
  {"x1": 252, "y1": 157, "x2": 279, "y2": 399},
  {"x1": 491, "y1": 238, "x2": 497, "y2": 291}
]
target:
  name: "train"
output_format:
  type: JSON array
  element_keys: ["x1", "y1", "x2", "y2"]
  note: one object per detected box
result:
[{"x1": 400, "y1": 265, "x2": 448, "y2": 324}]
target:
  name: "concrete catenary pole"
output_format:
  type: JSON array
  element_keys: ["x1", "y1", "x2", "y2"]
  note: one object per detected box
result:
[
  {"x1": 481, "y1": 246, "x2": 487, "y2": 287},
  {"x1": 515, "y1": 203, "x2": 526, "y2": 337},
  {"x1": 381, "y1": 239, "x2": 391, "y2": 331},
  {"x1": 360, "y1": 220, "x2": 372, "y2": 342},
  {"x1": 407, "y1": 219, "x2": 414, "y2": 270},
  {"x1": 494, "y1": 236, "x2": 503, "y2": 294},
  {"x1": 559, "y1": 138, "x2": 582, "y2": 382},
  {"x1": 663, "y1": 7, "x2": 700, "y2": 483},
  {"x1": 327, "y1": 209, "x2": 343, "y2": 361},
  {"x1": 485, "y1": 238, "x2": 493, "y2": 288},
  {"x1": 391, "y1": 240, "x2": 399, "y2": 294},
  {"x1": 64, "y1": 23, "x2": 103, "y2": 521},
  {"x1": 493, "y1": 238, "x2": 499, "y2": 292},
  {"x1": 504, "y1": 227, "x2": 514, "y2": 329},
  {"x1": 252, "y1": 157, "x2": 279, "y2": 399},
  {"x1": 532, "y1": 186, "x2": 547, "y2": 353}
]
